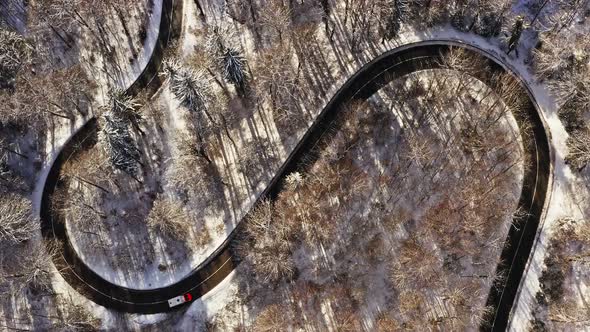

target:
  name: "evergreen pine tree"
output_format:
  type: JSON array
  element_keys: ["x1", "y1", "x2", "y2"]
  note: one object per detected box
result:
[
  {"x1": 507, "y1": 16, "x2": 525, "y2": 55},
  {"x1": 221, "y1": 48, "x2": 246, "y2": 89}
]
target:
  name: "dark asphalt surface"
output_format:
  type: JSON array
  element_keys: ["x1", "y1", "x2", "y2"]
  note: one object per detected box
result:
[{"x1": 38, "y1": 3, "x2": 551, "y2": 329}]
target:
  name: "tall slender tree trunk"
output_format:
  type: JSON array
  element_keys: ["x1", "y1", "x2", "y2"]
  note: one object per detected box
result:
[
  {"x1": 531, "y1": 0, "x2": 550, "y2": 25},
  {"x1": 194, "y1": 0, "x2": 206, "y2": 20},
  {"x1": 1, "y1": 147, "x2": 28, "y2": 159}
]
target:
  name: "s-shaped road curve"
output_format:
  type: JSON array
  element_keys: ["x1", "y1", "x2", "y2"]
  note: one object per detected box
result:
[{"x1": 39, "y1": 4, "x2": 551, "y2": 330}]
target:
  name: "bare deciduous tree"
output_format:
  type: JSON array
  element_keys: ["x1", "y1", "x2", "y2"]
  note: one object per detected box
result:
[
  {"x1": 54, "y1": 296, "x2": 102, "y2": 331},
  {"x1": 61, "y1": 147, "x2": 113, "y2": 195},
  {"x1": 374, "y1": 313, "x2": 401, "y2": 332},
  {"x1": 0, "y1": 194, "x2": 37, "y2": 244},
  {"x1": 440, "y1": 46, "x2": 489, "y2": 76},
  {"x1": 340, "y1": 0, "x2": 382, "y2": 51},
  {"x1": 533, "y1": 33, "x2": 578, "y2": 80},
  {"x1": 255, "y1": 43, "x2": 302, "y2": 118},
  {"x1": 0, "y1": 27, "x2": 31, "y2": 88},
  {"x1": 389, "y1": 236, "x2": 441, "y2": 290},
  {"x1": 253, "y1": 304, "x2": 291, "y2": 332},
  {"x1": 2, "y1": 241, "x2": 59, "y2": 293},
  {"x1": 240, "y1": 199, "x2": 297, "y2": 283},
  {"x1": 565, "y1": 129, "x2": 590, "y2": 171},
  {"x1": 258, "y1": 0, "x2": 291, "y2": 45},
  {"x1": 380, "y1": 0, "x2": 410, "y2": 40},
  {"x1": 53, "y1": 184, "x2": 106, "y2": 230},
  {"x1": 147, "y1": 196, "x2": 191, "y2": 240}
]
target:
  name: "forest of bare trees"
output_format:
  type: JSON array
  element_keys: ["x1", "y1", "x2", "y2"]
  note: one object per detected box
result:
[
  {"x1": 29, "y1": 0, "x2": 144, "y2": 70},
  {"x1": 531, "y1": 218, "x2": 590, "y2": 331},
  {"x1": 0, "y1": 0, "x2": 202, "y2": 329},
  {"x1": 53, "y1": 296, "x2": 102, "y2": 331},
  {"x1": 3, "y1": 0, "x2": 588, "y2": 329},
  {"x1": 0, "y1": 193, "x2": 37, "y2": 244},
  {"x1": 530, "y1": 1, "x2": 590, "y2": 171},
  {"x1": 234, "y1": 61, "x2": 524, "y2": 329},
  {"x1": 0, "y1": 28, "x2": 30, "y2": 88}
]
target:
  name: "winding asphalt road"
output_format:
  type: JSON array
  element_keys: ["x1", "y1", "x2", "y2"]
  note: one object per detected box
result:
[{"x1": 38, "y1": 2, "x2": 551, "y2": 330}]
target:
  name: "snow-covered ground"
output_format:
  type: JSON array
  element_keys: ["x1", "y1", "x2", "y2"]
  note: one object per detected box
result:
[
  {"x1": 60, "y1": 0, "x2": 290, "y2": 289},
  {"x1": 185, "y1": 67, "x2": 525, "y2": 331},
  {"x1": 508, "y1": 3, "x2": 590, "y2": 331},
  {"x1": 33, "y1": 0, "x2": 165, "y2": 217},
  {"x1": 5, "y1": 0, "x2": 589, "y2": 330},
  {"x1": 165, "y1": 1, "x2": 572, "y2": 329},
  {"x1": 59, "y1": 0, "x2": 562, "y2": 328},
  {"x1": 78, "y1": 0, "x2": 162, "y2": 93},
  {"x1": 1, "y1": 0, "x2": 173, "y2": 329}
]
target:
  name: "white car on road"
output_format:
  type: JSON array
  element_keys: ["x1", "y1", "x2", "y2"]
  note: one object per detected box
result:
[{"x1": 168, "y1": 293, "x2": 193, "y2": 308}]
